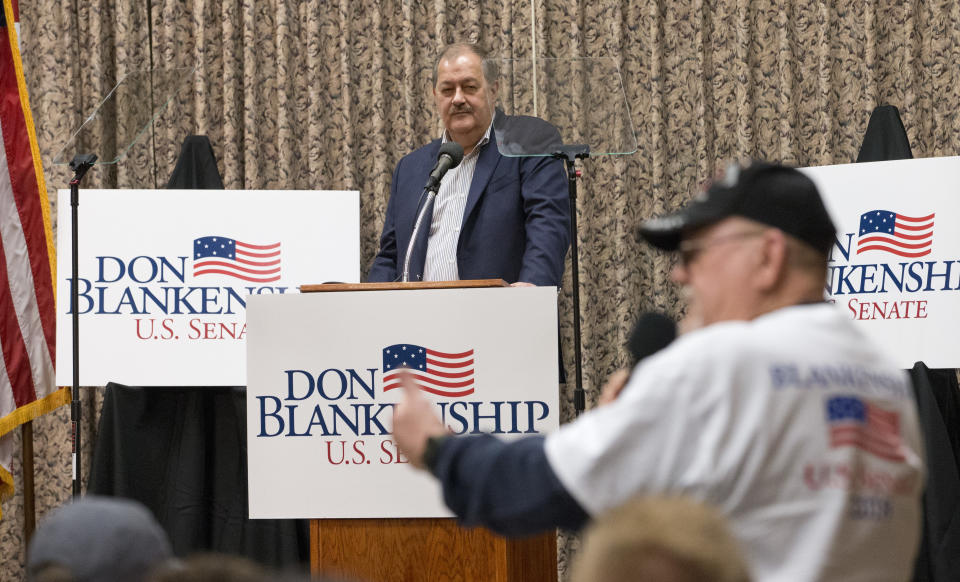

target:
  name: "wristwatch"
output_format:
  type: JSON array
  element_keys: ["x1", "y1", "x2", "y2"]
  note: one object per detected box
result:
[{"x1": 422, "y1": 434, "x2": 450, "y2": 471}]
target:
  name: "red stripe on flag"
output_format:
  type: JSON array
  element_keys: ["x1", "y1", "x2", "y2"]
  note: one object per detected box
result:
[
  {"x1": 235, "y1": 241, "x2": 280, "y2": 251},
  {"x1": 426, "y1": 349, "x2": 473, "y2": 359},
  {"x1": 896, "y1": 213, "x2": 935, "y2": 223},
  {"x1": 191, "y1": 269, "x2": 280, "y2": 283},
  {"x1": 381, "y1": 382, "x2": 474, "y2": 397},
  {"x1": 234, "y1": 256, "x2": 280, "y2": 267},
  {"x1": 855, "y1": 245, "x2": 930, "y2": 258},
  {"x1": 383, "y1": 372, "x2": 473, "y2": 389},
  {"x1": 862, "y1": 230, "x2": 931, "y2": 241},
  {"x1": 0, "y1": 24, "x2": 55, "y2": 365},
  {"x1": 426, "y1": 357, "x2": 474, "y2": 368},
  {"x1": 0, "y1": 233, "x2": 36, "y2": 406},
  {"x1": 893, "y1": 220, "x2": 934, "y2": 232},
  {"x1": 235, "y1": 248, "x2": 280, "y2": 259},
  {"x1": 830, "y1": 428, "x2": 905, "y2": 462},
  {"x1": 856, "y1": 236, "x2": 932, "y2": 250},
  {"x1": 193, "y1": 259, "x2": 281, "y2": 276},
  {"x1": 414, "y1": 367, "x2": 471, "y2": 379}
]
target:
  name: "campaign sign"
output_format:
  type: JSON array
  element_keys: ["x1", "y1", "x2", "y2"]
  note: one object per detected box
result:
[
  {"x1": 246, "y1": 287, "x2": 559, "y2": 518},
  {"x1": 801, "y1": 156, "x2": 960, "y2": 368},
  {"x1": 55, "y1": 189, "x2": 359, "y2": 386}
]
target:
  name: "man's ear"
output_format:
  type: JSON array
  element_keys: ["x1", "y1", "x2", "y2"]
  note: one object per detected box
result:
[{"x1": 755, "y1": 229, "x2": 789, "y2": 291}]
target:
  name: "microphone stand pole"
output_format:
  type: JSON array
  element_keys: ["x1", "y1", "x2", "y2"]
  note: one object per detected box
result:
[
  {"x1": 401, "y1": 188, "x2": 436, "y2": 282},
  {"x1": 68, "y1": 153, "x2": 97, "y2": 497},
  {"x1": 553, "y1": 145, "x2": 590, "y2": 416},
  {"x1": 402, "y1": 144, "x2": 460, "y2": 282}
]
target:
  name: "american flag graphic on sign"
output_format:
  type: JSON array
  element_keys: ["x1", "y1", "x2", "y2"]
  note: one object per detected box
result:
[
  {"x1": 856, "y1": 210, "x2": 934, "y2": 258},
  {"x1": 826, "y1": 396, "x2": 905, "y2": 462},
  {"x1": 382, "y1": 344, "x2": 475, "y2": 397},
  {"x1": 193, "y1": 236, "x2": 281, "y2": 283}
]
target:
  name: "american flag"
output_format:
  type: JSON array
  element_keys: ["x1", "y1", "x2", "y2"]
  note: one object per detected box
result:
[
  {"x1": 856, "y1": 210, "x2": 934, "y2": 258},
  {"x1": 826, "y1": 396, "x2": 905, "y2": 462},
  {"x1": 382, "y1": 344, "x2": 475, "y2": 397},
  {"x1": 192, "y1": 236, "x2": 281, "y2": 283},
  {"x1": 0, "y1": 0, "x2": 70, "y2": 515}
]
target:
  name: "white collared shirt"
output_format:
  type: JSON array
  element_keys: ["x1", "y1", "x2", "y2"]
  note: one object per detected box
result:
[{"x1": 422, "y1": 123, "x2": 492, "y2": 281}]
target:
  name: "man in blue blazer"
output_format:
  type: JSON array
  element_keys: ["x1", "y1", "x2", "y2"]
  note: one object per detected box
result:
[{"x1": 368, "y1": 43, "x2": 570, "y2": 286}]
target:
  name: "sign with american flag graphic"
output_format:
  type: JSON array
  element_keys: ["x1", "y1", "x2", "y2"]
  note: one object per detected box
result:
[
  {"x1": 800, "y1": 156, "x2": 960, "y2": 368},
  {"x1": 56, "y1": 189, "x2": 359, "y2": 386},
  {"x1": 245, "y1": 287, "x2": 560, "y2": 518}
]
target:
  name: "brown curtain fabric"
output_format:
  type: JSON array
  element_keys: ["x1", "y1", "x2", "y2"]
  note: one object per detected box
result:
[{"x1": 4, "y1": 0, "x2": 960, "y2": 578}]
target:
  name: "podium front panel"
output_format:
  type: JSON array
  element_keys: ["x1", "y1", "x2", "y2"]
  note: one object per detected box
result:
[{"x1": 246, "y1": 287, "x2": 560, "y2": 519}]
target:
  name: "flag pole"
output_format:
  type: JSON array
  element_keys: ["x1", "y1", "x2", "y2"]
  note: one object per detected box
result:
[
  {"x1": 68, "y1": 154, "x2": 96, "y2": 497},
  {"x1": 21, "y1": 420, "x2": 35, "y2": 540}
]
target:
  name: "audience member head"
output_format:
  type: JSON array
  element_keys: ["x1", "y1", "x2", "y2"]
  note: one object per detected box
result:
[
  {"x1": 571, "y1": 495, "x2": 751, "y2": 582},
  {"x1": 639, "y1": 161, "x2": 836, "y2": 330},
  {"x1": 432, "y1": 43, "x2": 499, "y2": 153},
  {"x1": 27, "y1": 495, "x2": 174, "y2": 582}
]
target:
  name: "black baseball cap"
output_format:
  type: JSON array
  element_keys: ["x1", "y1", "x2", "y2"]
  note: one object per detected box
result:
[{"x1": 639, "y1": 161, "x2": 837, "y2": 256}]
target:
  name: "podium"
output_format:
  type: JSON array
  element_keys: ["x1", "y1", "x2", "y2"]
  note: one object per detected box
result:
[{"x1": 296, "y1": 280, "x2": 558, "y2": 582}]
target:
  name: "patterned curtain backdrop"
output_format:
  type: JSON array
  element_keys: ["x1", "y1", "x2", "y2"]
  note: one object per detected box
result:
[{"x1": 3, "y1": 0, "x2": 960, "y2": 578}]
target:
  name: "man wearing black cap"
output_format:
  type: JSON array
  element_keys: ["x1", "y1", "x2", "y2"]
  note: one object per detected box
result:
[{"x1": 392, "y1": 161, "x2": 924, "y2": 582}]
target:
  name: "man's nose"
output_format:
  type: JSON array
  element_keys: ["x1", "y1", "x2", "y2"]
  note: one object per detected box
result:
[{"x1": 452, "y1": 86, "x2": 466, "y2": 103}]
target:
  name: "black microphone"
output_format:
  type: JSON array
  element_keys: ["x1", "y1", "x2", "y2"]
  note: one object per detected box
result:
[
  {"x1": 425, "y1": 142, "x2": 464, "y2": 193},
  {"x1": 627, "y1": 312, "x2": 677, "y2": 366}
]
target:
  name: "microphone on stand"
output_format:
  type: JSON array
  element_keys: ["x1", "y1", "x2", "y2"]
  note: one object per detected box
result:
[
  {"x1": 425, "y1": 142, "x2": 465, "y2": 194},
  {"x1": 401, "y1": 142, "x2": 465, "y2": 282}
]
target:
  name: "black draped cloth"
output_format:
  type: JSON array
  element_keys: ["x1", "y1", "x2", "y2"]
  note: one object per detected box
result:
[
  {"x1": 88, "y1": 136, "x2": 308, "y2": 570},
  {"x1": 89, "y1": 385, "x2": 308, "y2": 567},
  {"x1": 166, "y1": 135, "x2": 226, "y2": 189},
  {"x1": 909, "y1": 365, "x2": 960, "y2": 582},
  {"x1": 857, "y1": 104, "x2": 913, "y2": 163}
]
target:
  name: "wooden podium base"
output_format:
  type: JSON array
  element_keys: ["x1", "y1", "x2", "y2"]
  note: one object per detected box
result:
[{"x1": 310, "y1": 518, "x2": 557, "y2": 582}]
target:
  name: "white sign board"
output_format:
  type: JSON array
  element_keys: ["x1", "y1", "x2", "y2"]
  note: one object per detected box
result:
[
  {"x1": 55, "y1": 189, "x2": 359, "y2": 386},
  {"x1": 246, "y1": 287, "x2": 560, "y2": 519},
  {"x1": 802, "y1": 156, "x2": 960, "y2": 368}
]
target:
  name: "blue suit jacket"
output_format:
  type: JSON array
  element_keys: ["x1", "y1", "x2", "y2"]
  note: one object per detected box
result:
[{"x1": 368, "y1": 118, "x2": 570, "y2": 285}]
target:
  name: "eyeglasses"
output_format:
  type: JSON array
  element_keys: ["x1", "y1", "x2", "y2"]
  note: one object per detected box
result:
[{"x1": 677, "y1": 230, "x2": 766, "y2": 267}]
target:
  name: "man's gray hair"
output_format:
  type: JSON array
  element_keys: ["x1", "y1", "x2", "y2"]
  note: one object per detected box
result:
[{"x1": 433, "y1": 43, "x2": 499, "y2": 87}]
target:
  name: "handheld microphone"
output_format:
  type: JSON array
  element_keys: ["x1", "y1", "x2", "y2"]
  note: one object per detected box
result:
[
  {"x1": 425, "y1": 142, "x2": 464, "y2": 193},
  {"x1": 627, "y1": 312, "x2": 677, "y2": 366}
]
